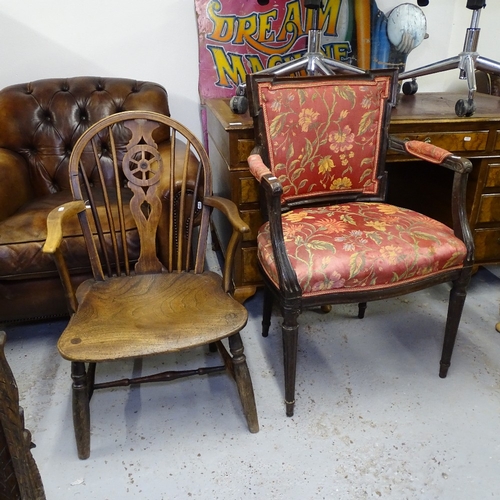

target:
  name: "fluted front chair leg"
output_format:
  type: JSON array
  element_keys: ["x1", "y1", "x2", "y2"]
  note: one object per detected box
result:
[
  {"x1": 71, "y1": 361, "x2": 91, "y2": 460},
  {"x1": 439, "y1": 275, "x2": 469, "y2": 378},
  {"x1": 282, "y1": 308, "x2": 299, "y2": 417}
]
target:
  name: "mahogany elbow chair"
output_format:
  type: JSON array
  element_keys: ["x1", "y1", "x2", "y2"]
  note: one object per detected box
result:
[
  {"x1": 246, "y1": 69, "x2": 474, "y2": 417},
  {"x1": 43, "y1": 111, "x2": 259, "y2": 459}
]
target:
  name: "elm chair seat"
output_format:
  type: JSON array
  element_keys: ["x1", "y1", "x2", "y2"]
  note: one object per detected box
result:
[{"x1": 58, "y1": 272, "x2": 247, "y2": 361}]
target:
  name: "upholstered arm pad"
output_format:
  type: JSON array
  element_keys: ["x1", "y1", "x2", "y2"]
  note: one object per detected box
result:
[
  {"x1": 404, "y1": 140, "x2": 453, "y2": 164},
  {"x1": 0, "y1": 149, "x2": 33, "y2": 221},
  {"x1": 389, "y1": 136, "x2": 472, "y2": 174},
  {"x1": 248, "y1": 154, "x2": 272, "y2": 182}
]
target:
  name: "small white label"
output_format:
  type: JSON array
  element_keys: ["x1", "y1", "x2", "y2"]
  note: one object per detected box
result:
[{"x1": 464, "y1": 136, "x2": 471, "y2": 142}]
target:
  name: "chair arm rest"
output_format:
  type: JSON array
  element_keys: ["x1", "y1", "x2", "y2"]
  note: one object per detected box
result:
[
  {"x1": 204, "y1": 195, "x2": 249, "y2": 235},
  {"x1": 248, "y1": 153, "x2": 272, "y2": 182},
  {"x1": 247, "y1": 154, "x2": 301, "y2": 298},
  {"x1": 43, "y1": 201, "x2": 87, "y2": 254},
  {"x1": 248, "y1": 153, "x2": 283, "y2": 197},
  {"x1": 388, "y1": 135, "x2": 474, "y2": 263},
  {"x1": 0, "y1": 149, "x2": 34, "y2": 221},
  {"x1": 43, "y1": 200, "x2": 86, "y2": 314},
  {"x1": 388, "y1": 136, "x2": 472, "y2": 174},
  {"x1": 204, "y1": 195, "x2": 249, "y2": 294}
]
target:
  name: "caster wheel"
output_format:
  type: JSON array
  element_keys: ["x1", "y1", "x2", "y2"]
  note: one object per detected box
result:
[
  {"x1": 455, "y1": 98, "x2": 476, "y2": 117},
  {"x1": 402, "y1": 80, "x2": 418, "y2": 95},
  {"x1": 229, "y1": 95, "x2": 248, "y2": 114}
]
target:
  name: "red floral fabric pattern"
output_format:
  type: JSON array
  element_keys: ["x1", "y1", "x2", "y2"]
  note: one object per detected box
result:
[
  {"x1": 258, "y1": 77, "x2": 391, "y2": 203},
  {"x1": 257, "y1": 202, "x2": 467, "y2": 295}
]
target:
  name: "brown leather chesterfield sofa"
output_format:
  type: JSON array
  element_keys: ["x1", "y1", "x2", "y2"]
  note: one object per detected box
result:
[{"x1": 0, "y1": 77, "x2": 171, "y2": 323}]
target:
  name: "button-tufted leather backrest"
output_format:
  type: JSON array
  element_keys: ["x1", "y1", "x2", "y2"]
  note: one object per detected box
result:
[{"x1": 0, "y1": 77, "x2": 170, "y2": 197}]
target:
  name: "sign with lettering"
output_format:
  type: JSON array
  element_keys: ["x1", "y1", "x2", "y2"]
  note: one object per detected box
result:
[
  {"x1": 196, "y1": 0, "x2": 360, "y2": 100},
  {"x1": 195, "y1": 1, "x2": 425, "y2": 100}
]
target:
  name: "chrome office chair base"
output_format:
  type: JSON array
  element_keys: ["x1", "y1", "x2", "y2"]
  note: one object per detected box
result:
[
  {"x1": 257, "y1": 28, "x2": 365, "y2": 77},
  {"x1": 257, "y1": 1, "x2": 364, "y2": 77},
  {"x1": 398, "y1": 1, "x2": 500, "y2": 117}
]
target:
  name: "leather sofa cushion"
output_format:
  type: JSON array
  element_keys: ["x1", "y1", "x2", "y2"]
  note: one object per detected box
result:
[{"x1": 0, "y1": 189, "x2": 139, "y2": 279}]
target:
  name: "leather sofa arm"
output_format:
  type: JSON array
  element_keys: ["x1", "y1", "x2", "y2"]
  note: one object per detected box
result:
[{"x1": 0, "y1": 148, "x2": 34, "y2": 221}]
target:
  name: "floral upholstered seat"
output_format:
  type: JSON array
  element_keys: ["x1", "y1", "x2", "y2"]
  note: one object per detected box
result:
[
  {"x1": 246, "y1": 70, "x2": 474, "y2": 417},
  {"x1": 255, "y1": 202, "x2": 467, "y2": 295}
]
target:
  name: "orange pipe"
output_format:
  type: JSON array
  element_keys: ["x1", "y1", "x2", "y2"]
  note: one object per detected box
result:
[{"x1": 354, "y1": 0, "x2": 371, "y2": 70}]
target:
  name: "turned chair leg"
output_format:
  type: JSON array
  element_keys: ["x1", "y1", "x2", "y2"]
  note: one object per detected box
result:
[
  {"x1": 358, "y1": 302, "x2": 367, "y2": 319},
  {"x1": 282, "y1": 308, "x2": 300, "y2": 417},
  {"x1": 439, "y1": 275, "x2": 469, "y2": 378},
  {"x1": 228, "y1": 333, "x2": 259, "y2": 433},
  {"x1": 71, "y1": 362, "x2": 91, "y2": 460},
  {"x1": 262, "y1": 286, "x2": 273, "y2": 337}
]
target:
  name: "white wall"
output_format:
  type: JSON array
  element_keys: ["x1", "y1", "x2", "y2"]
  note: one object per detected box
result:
[{"x1": 0, "y1": 0, "x2": 499, "y2": 141}]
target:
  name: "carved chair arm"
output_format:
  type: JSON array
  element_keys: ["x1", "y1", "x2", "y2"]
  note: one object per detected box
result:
[
  {"x1": 43, "y1": 201, "x2": 87, "y2": 314},
  {"x1": 388, "y1": 136, "x2": 472, "y2": 174},
  {"x1": 388, "y1": 136, "x2": 474, "y2": 263},
  {"x1": 204, "y1": 195, "x2": 250, "y2": 294},
  {"x1": 247, "y1": 154, "x2": 301, "y2": 299}
]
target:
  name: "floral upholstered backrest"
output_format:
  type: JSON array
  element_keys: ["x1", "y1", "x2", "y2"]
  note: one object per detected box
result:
[{"x1": 257, "y1": 75, "x2": 393, "y2": 204}]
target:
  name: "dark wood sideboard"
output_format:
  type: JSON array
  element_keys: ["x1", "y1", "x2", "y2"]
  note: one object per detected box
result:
[{"x1": 205, "y1": 92, "x2": 500, "y2": 300}]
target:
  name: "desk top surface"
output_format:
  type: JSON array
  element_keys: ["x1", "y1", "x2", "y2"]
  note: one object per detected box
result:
[{"x1": 205, "y1": 92, "x2": 500, "y2": 131}]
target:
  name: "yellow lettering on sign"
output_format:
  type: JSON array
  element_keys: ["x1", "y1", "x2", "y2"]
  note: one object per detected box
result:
[
  {"x1": 207, "y1": 0, "x2": 236, "y2": 43},
  {"x1": 204, "y1": 0, "x2": 352, "y2": 89},
  {"x1": 206, "y1": 46, "x2": 247, "y2": 87},
  {"x1": 276, "y1": 0, "x2": 305, "y2": 42}
]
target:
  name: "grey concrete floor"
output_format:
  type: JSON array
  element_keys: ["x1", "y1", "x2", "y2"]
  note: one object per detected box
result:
[{"x1": 3, "y1": 265, "x2": 500, "y2": 499}]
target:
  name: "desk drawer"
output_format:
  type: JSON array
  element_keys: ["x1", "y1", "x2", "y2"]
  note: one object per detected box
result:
[
  {"x1": 474, "y1": 228, "x2": 500, "y2": 262},
  {"x1": 241, "y1": 246, "x2": 261, "y2": 284},
  {"x1": 237, "y1": 174, "x2": 260, "y2": 205},
  {"x1": 240, "y1": 209, "x2": 263, "y2": 241},
  {"x1": 235, "y1": 139, "x2": 255, "y2": 164},
  {"x1": 389, "y1": 131, "x2": 488, "y2": 154},
  {"x1": 477, "y1": 193, "x2": 500, "y2": 223},
  {"x1": 485, "y1": 163, "x2": 500, "y2": 188}
]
